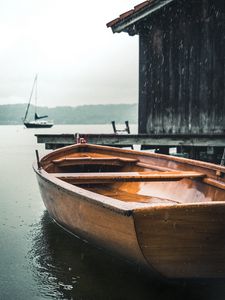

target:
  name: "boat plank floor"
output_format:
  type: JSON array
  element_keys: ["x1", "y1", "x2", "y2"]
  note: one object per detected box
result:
[{"x1": 85, "y1": 186, "x2": 180, "y2": 204}]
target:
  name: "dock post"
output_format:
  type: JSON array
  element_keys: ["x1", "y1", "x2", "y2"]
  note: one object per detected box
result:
[
  {"x1": 112, "y1": 120, "x2": 131, "y2": 134},
  {"x1": 111, "y1": 120, "x2": 133, "y2": 149},
  {"x1": 35, "y1": 149, "x2": 41, "y2": 169},
  {"x1": 111, "y1": 121, "x2": 117, "y2": 133},
  {"x1": 155, "y1": 147, "x2": 169, "y2": 155},
  {"x1": 220, "y1": 148, "x2": 225, "y2": 166},
  {"x1": 125, "y1": 121, "x2": 130, "y2": 134},
  {"x1": 75, "y1": 133, "x2": 80, "y2": 144}
]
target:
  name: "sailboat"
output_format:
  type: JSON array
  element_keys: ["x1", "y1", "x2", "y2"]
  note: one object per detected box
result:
[{"x1": 23, "y1": 75, "x2": 54, "y2": 128}]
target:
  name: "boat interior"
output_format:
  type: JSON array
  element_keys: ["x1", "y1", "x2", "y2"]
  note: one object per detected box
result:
[{"x1": 43, "y1": 148, "x2": 225, "y2": 205}]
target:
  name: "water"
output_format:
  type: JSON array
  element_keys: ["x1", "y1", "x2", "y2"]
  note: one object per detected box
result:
[{"x1": 1, "y1": 124, "x2": 225, "y2": 300}]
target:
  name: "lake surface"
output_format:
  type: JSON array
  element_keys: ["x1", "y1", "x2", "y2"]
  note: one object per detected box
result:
[{"x1": 1, "y1": 124, "x2": 225, "y2": 300}]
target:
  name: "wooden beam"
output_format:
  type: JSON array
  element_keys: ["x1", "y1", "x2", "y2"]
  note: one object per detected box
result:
[
  {"x1": 52, "y1": 157, "x2": 138, "y2": 167},
  {"x1": 52, "y1": 171, "x2": 205, "y2": 184}
]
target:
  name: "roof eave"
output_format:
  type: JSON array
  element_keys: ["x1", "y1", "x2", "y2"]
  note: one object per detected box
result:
[{"x1": 110, "y1": 0, "x2": 175, "y2": 34}]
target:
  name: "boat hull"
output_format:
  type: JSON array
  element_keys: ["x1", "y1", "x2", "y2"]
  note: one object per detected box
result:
[
  {"x1": 36, "y1": 171, "x2": 225, "y2": 279},
  {"x1": 36, "y1": 173, "x2": 150, "y2": 271},
  {"x1": 134, "y1": 204, "x2": 225, "y2": 278},
  {"x1": 34, "y1": 144, "x2": 225, "y2": 279},
  {"x1": 24, "y1": 122, "x2": 53, "y2": 128}
]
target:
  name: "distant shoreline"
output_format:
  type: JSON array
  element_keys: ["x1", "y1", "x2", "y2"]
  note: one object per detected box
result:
[{"x1": 0, "y1": 103, "x2": 138, "y2": 125}]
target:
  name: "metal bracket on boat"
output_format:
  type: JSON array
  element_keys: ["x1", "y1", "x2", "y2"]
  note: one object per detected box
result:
[
  {"x1": 35, "y1": 149, "x2": 41, "y2": 169},
  {"x1": 75, "y1": 133, "x2": 87, "y2": 144},
  {"x1": 216, "y1": 170, "x2": 222, "y2": 177}
]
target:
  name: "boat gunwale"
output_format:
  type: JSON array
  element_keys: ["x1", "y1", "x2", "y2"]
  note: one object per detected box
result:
[{"x1": 40, "y1": 143, "x2": 225, "y2": 175}]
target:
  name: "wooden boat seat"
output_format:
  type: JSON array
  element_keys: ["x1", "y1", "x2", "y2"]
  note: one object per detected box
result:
[
  {"x1": 51, "y1": 171, "x2": 205, "y2": 184},
  {"x1": 52, "y1": 157, "x2": 139, "y2": 167}
]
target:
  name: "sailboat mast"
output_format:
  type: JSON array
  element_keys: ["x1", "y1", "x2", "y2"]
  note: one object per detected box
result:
[
  {"x1": 23, "y1": 74, "x2": 38, "y2": 122},
  {"x1": 35, "y1": 74, "x2": 38, "y2": 115}
]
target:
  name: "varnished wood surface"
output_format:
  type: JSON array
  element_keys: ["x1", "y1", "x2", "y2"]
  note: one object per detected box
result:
[
  {"x1": 134, "y1": 204, "x2": 225, "y2": 278},
  {"x1": 34, "y1": 143, "x2": 225, "y2": 278},
  {"x1": 86, "y1": 186, "x2": 179, "y2": 205},
  {"x1": 40, "y1": 143, "x2": 225, "y2": 178},
  {"x1": 36, "y1": 174, "x2": 150, "y2": 270},
  {"x1": 53, "y1": 171, "x2": 205, "y2": 184},
  {"x1": 52, "y1": 156, "x2": 138, "y2": 167}
]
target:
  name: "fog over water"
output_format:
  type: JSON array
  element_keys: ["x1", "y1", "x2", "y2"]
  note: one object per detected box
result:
[{"x1": 0, "y1": 0, "x2": 139, "y2": 107}]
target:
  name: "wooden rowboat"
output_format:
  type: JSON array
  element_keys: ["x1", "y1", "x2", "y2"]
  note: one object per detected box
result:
[{"x1": 34, "y1": 143, "x2": 225, "y2": 279}]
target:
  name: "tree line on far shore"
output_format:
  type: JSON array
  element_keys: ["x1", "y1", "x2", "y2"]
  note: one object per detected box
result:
[{"x1": 0, "y1": 103, "x2": 138, "y2": 125}]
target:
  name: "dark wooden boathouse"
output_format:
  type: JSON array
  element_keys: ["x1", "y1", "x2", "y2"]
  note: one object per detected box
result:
[{"x1": 107, "y1": 0, "x2": 225, "y2": 162}]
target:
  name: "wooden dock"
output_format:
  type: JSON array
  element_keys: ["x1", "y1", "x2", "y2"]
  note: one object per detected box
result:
[{"x1": 35, "y1": 132, "x2": 225, "y2": 149}]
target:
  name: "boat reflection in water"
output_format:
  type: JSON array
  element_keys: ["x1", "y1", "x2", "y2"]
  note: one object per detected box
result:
[
  {"x1": 29, "y1": 211, "x2": 153, "y2": 299},
  {"x1": 28, "y1": 211, "x2": 225, "y2": 300}
]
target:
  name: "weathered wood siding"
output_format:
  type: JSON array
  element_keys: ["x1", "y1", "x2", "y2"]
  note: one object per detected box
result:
[{"x1": 138, "y1": 0, "x2": 225, "y2": 134}]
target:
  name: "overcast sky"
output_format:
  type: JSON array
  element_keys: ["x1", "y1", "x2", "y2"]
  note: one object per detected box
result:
[{"x1": 0, "y1": 0, "x2": 140, "y2": 107}]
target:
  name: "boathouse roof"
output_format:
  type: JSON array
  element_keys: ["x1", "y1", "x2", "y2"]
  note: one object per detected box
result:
[{"x1": 106, "y1": 0, "x2": 175, "y2": 34}]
